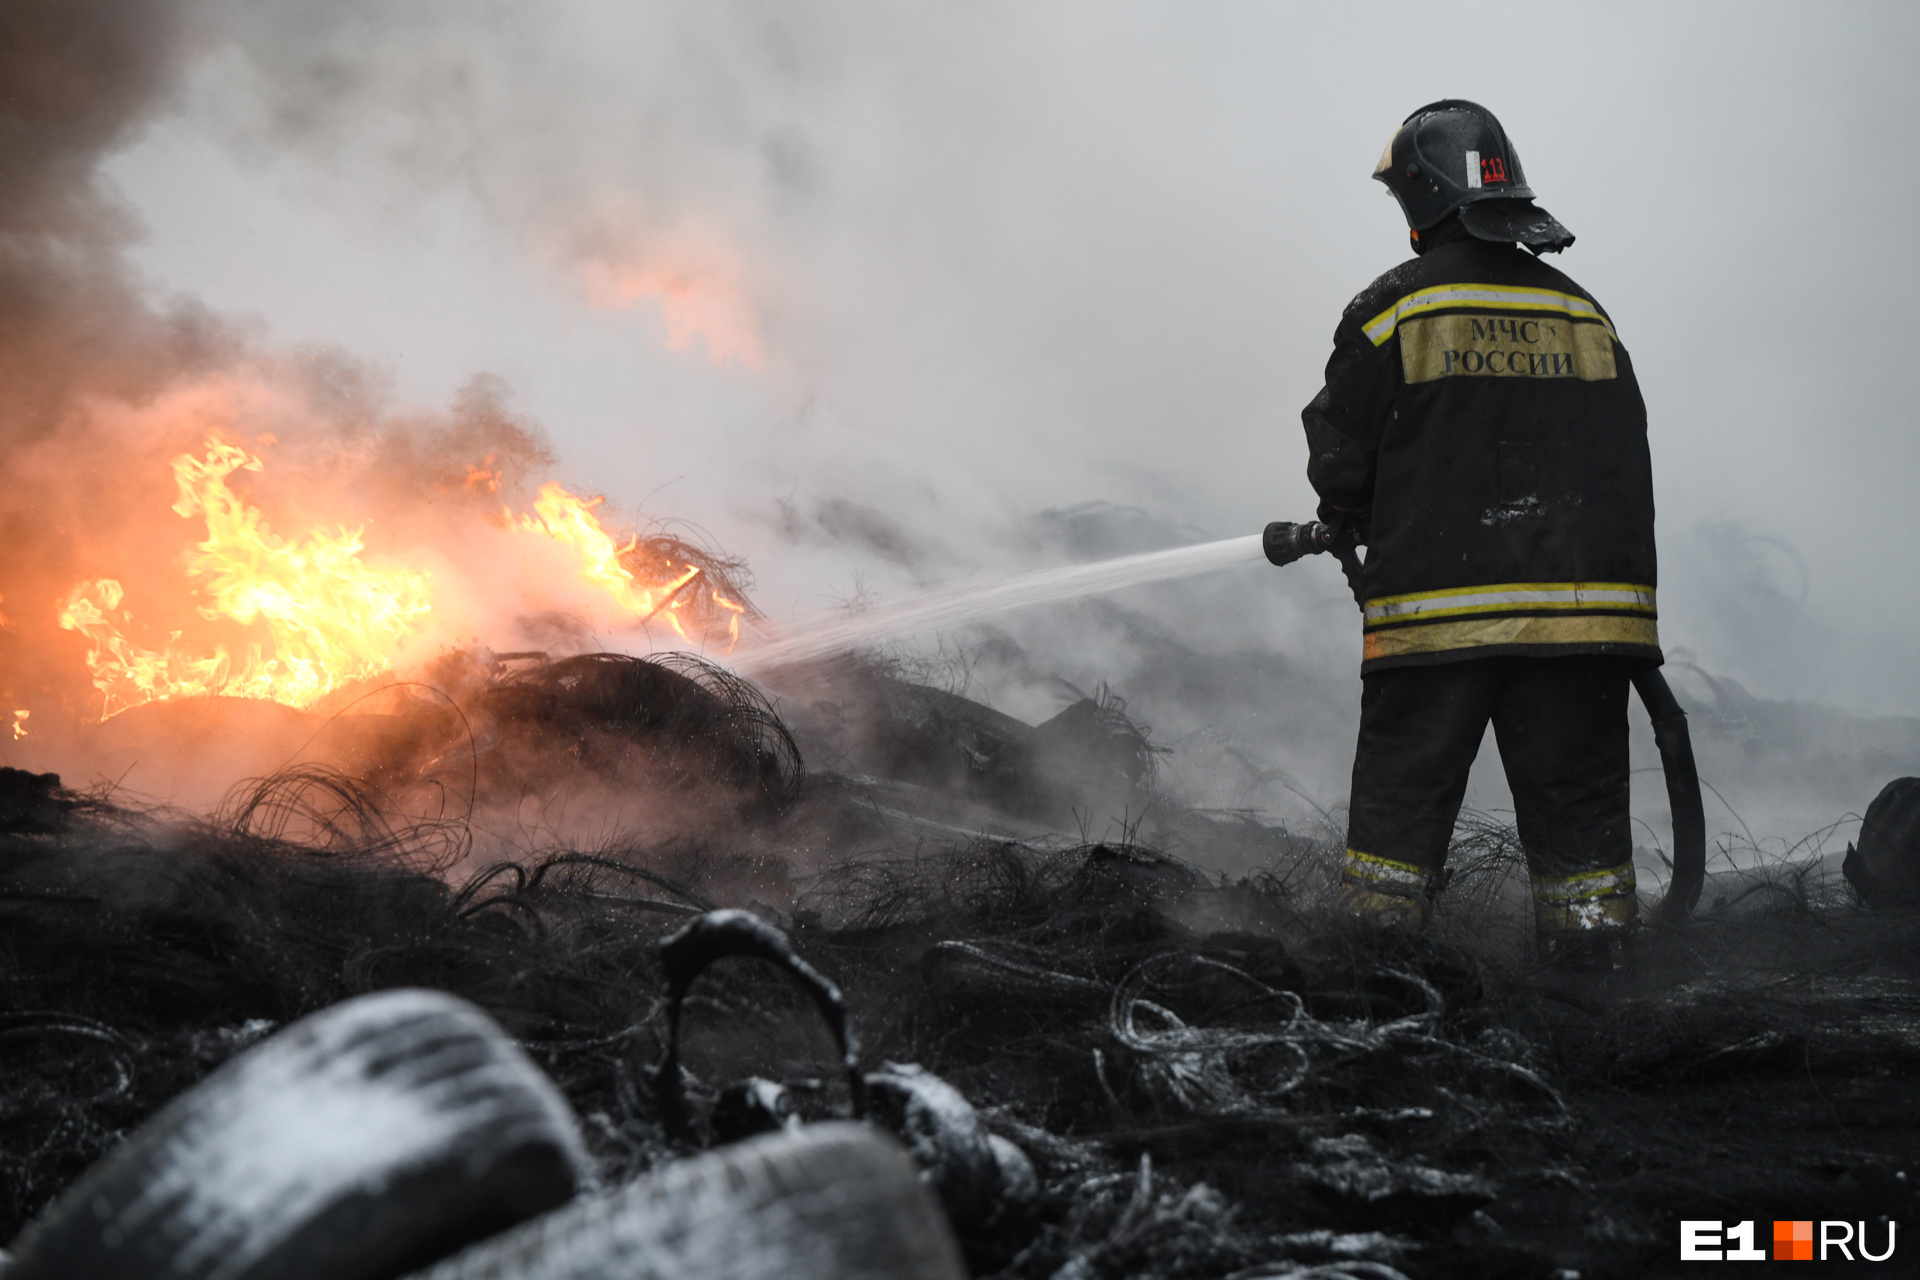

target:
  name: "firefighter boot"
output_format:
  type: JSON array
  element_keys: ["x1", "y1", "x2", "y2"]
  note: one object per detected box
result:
[{"x1": 1532, "y1": 861, "x2": 1638, "y2": 974}]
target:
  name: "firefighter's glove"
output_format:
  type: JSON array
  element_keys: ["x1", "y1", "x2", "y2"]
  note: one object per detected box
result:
[
  {"x1": 1315, "y1": 504, "x2": 1371, "y2": 548},
  {"x1": 1314, "y1": 518, "x2": 1365, "y2": 612}
]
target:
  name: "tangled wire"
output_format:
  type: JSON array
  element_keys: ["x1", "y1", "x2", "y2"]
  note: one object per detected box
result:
[
  {"x1": 469, "y1": 652, "x2": 804, "y2": 814},
  {"x1": 2, "y1": 657, "x2": 1918, "y2": 1278}
]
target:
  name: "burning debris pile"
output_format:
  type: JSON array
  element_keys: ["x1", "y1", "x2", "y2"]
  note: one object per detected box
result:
[
  {"x1": 40, "y1": 433, "x2": 761, "y2": 727},
  {"x1": 772, "y1": 655, "x2": 1162, "y2": 832},
  {"x1": 0, "y1": 0, "x2": 783, "y2": 751},
  {"x1": 3, "y1": 646, "x2": 1919, "y2": 1278},
  {"x1": 4, "y1": 6, "x2": 1920, "y2": 1277}
]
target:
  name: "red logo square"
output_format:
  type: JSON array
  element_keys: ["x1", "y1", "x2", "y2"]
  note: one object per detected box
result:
[{"x1": 1774, "y1": 1220, "x2": 1813, "y2": 1261}]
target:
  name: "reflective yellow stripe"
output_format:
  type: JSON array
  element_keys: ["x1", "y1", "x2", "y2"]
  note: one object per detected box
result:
[
  {"x1": 1533, "y1": 863, "x2": 1638, "y2": 933},
  {"x1": 1370, "y1": 580, "x2": 1654, "y2": 609},
  {"x1": 1342, "y1": 848, "x2": 1433, "y2": 893},
  {"x1": 1365, "y1": 582, "x2": 1656, "y2": 624},
  {"x1": 1363, "y1": 614, "x2": 1660, "y2": 662},
  {"x1": 1361, "y1": 283, "x2": 1617, "y2": 347},
  {"x1": 1533, "y1": 862, "x2": 1636, "y2": 903}
]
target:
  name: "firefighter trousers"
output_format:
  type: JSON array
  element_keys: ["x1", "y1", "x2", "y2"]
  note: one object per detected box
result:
[{"x1": 1341, "y1": 655, "x2": 1640, "y2": 936}]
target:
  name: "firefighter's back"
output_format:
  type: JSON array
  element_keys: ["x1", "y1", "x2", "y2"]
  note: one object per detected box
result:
[{"x1": 1351, "y1": 237, "x2": 1659, "y2": 672}]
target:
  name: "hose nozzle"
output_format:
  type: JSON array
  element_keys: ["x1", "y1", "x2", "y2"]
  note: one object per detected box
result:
[{"x1": 1262, "y1": 520, "x2": 1331, "y2": 567}]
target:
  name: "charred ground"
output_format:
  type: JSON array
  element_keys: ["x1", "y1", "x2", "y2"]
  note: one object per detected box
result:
[{"x1": 2, "y1": 653, "x2": 1917, "y2": 1280}]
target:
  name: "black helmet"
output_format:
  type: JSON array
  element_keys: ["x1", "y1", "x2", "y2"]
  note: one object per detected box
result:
[{"x1": 1373, "y1": 100, "x2": 1573, "y2": 253}]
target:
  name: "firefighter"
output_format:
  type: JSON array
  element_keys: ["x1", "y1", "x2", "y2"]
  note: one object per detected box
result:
[{"x1": 1302, "y1": 100, "x2": 1658, "y2": 969}]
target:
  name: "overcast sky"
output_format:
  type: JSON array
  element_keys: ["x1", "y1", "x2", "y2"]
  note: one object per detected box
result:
[{"x1": 97, "y1": 0, "x2": 1920, "y2": 715}]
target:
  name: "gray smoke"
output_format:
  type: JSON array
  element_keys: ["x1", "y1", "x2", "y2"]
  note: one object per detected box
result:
[
  {"x1": 10, "y1": 1, "x2": 1919, "y2": 845},
  {"x1": 0, "y1": 0, "x2": 217, "y2": 715}
]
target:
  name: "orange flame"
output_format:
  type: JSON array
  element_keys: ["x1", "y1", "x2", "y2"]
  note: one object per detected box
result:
[
  {"x1": 9, "y1": 710, "x2": 25, "y2": 741},
  {"x1": 514, "y1": 482, "x2": 718, "y2": 641},
  {"x1": 49, "y1": 440, "x2": 757, "y2": 723},
  {"x1": 58, "y1": 439, "x2": 432, "y2": 719},
  {"x1": 711, "y1": 590, "x2": 746, "y2": 650}
]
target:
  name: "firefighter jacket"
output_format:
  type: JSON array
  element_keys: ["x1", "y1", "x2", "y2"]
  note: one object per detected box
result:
[{"x1": 1302, "y1": 230, "x2": 1661, "y2": 673}]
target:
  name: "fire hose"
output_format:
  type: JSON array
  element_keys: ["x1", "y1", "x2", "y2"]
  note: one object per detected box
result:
[{"x1": 1263, "y1": 520, "x2": 1706, "y2": 924}]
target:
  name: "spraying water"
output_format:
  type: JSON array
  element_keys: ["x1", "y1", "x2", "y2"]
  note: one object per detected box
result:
[{"x1": 730, "y1": 534, "x2": 1266, "y2": 673}]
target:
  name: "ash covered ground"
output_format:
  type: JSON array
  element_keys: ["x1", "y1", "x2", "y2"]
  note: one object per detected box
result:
[{"x1": 4, "y1": 614, "x2": 1918, "y2": 1279}]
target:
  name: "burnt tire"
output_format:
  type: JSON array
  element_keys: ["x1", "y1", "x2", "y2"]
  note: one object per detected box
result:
[
  {"x1": 1845, "y1": 776, "x2": 1920, "y2": 908},
  {"x1": 7, "y1": 989, "x2": 589, "y2": 1280},
  {"x1": 405, "y1": 1123, "x2": 968, "y2": 1280}
]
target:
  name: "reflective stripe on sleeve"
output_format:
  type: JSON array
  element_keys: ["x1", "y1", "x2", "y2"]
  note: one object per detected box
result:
[{"x1": 1361, "y1": 283, "x2": 1617, "y2": 347}]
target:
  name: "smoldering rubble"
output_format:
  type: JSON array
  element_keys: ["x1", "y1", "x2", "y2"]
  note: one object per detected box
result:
[
  {"x1": 2, "y1": 649, "x2": 1918, "y2": 1279},
  {"x1": 4, "y1": 6, "x2": 1920, "y2": 1278}
]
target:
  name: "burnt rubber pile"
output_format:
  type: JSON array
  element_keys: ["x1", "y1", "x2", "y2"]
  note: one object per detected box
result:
[{"x1": 2, "y1": 657, "x2": 1918, "y2": 1278}]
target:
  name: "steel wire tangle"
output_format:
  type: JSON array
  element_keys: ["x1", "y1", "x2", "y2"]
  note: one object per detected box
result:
[
  {"x1": 923, "y1": 939, "x2": 1111, "y2": 998},
  {"x1": 1107, "y1": 953, "x2": 1564, "y2": 1117},
  {"x1": 478, "y1": 652, "x2": 804, "y2": 814},
  {"x1": 1049, "y1": 1152, "x2": 1414, "y2": 1280},
  {"x1": 648, "y1": 652, "x2": 804, "y2": 811},
  {"x1": 449, "y1": 852, "x2": 716, "y2": 936},
  {"x1": 0, "y1": 1014, "x2": 135, "y2": 1113},
  {"x1": 217, "y1": 764, "x2": 471, "y2": 870}
]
